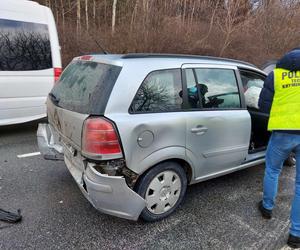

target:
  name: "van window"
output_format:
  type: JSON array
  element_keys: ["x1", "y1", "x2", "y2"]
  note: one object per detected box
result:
[
  {"x1": 130, "y1": 69, "x2": 183, "y2": 113},
  {"x1": 50, "y1": 60, "x2": 122, "y2": 114},
  {"x1": 0, "y1": 18, "x2": 52, "y2": 71}
]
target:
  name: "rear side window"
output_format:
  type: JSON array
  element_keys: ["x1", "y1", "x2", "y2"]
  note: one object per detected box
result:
[
  {"x1": 130, "y1": 69, "x2": 183, "y2": 113},
  {"x1": 0, "y1": 18, "x2": 52, "y2": 71},
  {"x1": 50, "y1": 60, "x2": 122, "y2": 114}
]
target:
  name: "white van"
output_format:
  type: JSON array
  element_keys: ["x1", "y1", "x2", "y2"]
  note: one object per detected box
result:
[{"x1": 0, "y1": 0, "x2": 61, "y2": 126}]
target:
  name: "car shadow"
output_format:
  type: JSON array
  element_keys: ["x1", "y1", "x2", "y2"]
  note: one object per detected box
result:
[{"x1": 0, "y1": 118, "x2": 47, "y2": 135}]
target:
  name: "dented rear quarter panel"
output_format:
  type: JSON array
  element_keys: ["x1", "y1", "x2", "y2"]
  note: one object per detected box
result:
[{"x1": 106, "y1": 112, "x2": 190, "y2": 176}]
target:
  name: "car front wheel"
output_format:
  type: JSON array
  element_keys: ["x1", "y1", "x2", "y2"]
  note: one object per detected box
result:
[{"x1": 135, "y1": 161, "x2": 187, "y2": 222}]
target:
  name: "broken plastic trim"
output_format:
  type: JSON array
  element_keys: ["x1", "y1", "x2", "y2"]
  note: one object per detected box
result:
[
  {"x1": 37, "y1": 123, "x2": 64, "y2": 161},
  {"x1": 92, "y1": 159, "x2": 139, "y2": 188}
]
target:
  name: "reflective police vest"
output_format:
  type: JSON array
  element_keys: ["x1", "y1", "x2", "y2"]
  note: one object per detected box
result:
[{"x1": 268, "y1": 68, "x2": 300, "y2": 131}]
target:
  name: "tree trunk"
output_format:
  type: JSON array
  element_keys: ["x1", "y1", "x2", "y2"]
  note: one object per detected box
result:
[
  {"x1": 130, "y1": 0, "x2": 139, "y2": 32},
  {"x1": 77, "y1": 0, "x2": 81, "y2": 37},
  {"x1": 60, "y1": 0, "x2": 65, "y2": 30},
  {"x1": 60, "y1": 0, "x2": 65, "y2": 49},
  {"x1": 112, "y1": 0, "x2": 118, "y2": 35},
  {"x1": 85, "y1": 0, "x2": 89, "y2": 31},
  {"x1": 93, "y1": 0, "x2": 96, "y2": 24},
  {"x1": 54, "y1": 0, "x2": 59, "y2": 24}
]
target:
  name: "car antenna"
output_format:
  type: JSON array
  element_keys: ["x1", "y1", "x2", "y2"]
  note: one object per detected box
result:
[
  {"x1": 86, "y1": 30, "x2": 108, "y2": 55},
  {"x1": 95, "y1": 39, "x2": 108, "y2": 55}
]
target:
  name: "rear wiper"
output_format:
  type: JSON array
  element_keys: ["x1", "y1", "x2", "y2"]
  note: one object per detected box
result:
[{"x1": 48, "y1": 93, "x2": 60, "y2": 106}]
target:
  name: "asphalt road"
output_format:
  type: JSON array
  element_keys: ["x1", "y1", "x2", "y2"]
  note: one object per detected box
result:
[{"x1": 0, "y1": 121, "x2": 297, "y2": 250}]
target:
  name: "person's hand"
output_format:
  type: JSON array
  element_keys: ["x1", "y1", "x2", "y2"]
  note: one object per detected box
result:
[{"x1": 209, "y1": 97, "x2": 224, "y2": 107}]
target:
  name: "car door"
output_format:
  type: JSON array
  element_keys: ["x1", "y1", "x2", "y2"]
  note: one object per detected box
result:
[
  {"x1": 239, "y1": 69, "x2": 270, "y2": 149},
  {"x1": 182, "y1": 64, "x2": 251, "y2": 180}
]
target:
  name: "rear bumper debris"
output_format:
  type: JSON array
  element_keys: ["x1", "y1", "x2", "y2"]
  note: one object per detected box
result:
[
  {"x1": 37, "y1": 123, "x2": 146, "y2": 221},
  {"x1": 65, "y1": 155, "x2": 146, "y2": 220}
]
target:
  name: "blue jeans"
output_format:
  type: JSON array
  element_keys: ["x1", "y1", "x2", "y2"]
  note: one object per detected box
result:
[{"x1": 263, "y1": 132, "x2": 300, "y2": 237}]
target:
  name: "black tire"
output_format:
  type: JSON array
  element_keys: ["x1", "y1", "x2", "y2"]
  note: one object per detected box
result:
[
  {"x1": 135, "y1": 161, "x2": 187, "y2": 222},
  {"x1": 285, "y1": 152, "x2": 296, "y2": 167}
]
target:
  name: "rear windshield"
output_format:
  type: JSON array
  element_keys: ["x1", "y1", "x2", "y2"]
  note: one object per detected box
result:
[
  {"x1": 0, "y1": 18, "x2": 52, "y2": 71},
  {"x1": 50, "y1": 60, "x2": 122, "y2": 114}
]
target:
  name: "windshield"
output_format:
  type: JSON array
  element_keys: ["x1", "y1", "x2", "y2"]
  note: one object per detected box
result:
[{"x1": 50, "y1": 60, "x2": 122, "y2": 114}]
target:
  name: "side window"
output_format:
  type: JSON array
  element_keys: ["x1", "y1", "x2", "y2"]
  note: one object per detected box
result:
[
  {"x1": 239, "y1": 70, "x2": 265, "y2": 110},
  {"x1": 130, "y1": 69, "x2": 183, "y2": 113},
  {"x1": 0, "y1": 18, "x2": 52, "y2": 71},
  {"x1": 191, "y1": 68, "x2": 240, "y2": 109},
  {"x1": 239, "y1": 70, "x2": 265, "y2": 91}
]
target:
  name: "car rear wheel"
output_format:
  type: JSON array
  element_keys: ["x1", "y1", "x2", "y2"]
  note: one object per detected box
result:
[{"x1": 135, "y1": 161, "x2": 187, "y2": 222}]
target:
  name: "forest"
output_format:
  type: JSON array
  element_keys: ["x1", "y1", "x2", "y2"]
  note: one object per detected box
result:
[{"x1": 36, "y1": 0, "x2": 300, "y2": 67}]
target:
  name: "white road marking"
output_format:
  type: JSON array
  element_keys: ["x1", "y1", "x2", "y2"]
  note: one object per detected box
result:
[{"x1": 17, "y1": 152, "x2": 41, "y2": 158}]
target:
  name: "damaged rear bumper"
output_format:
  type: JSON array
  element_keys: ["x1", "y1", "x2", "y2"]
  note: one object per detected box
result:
[
  {"x1": 65, "y1": 157, "x2": 146, "y2": 220},
  {"x1": 37, "y1": 123, "x2": 64, "y2": 160},
  {"x1": 37, "y1": 123, "x2": 146, "y2": 221}
]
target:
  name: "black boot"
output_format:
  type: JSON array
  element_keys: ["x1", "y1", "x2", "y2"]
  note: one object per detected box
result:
[
  {"x1": 258, "y1": 201, "x2": 272, "y2": 219},
  {"x1": 287, "y1": 234, "x2": 300, "y2": 249}
]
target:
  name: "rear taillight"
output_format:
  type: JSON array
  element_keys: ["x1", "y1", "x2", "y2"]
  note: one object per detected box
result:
[
  {"x1": 82, "y1": 117, "x2": 122, "y2": 156},
  {"x1": 54, "y1": 67, "x2": 62, "y2": 83}
]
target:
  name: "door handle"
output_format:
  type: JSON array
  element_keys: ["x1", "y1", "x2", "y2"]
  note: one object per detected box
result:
[{"x1": 190, "y1": 126, "x2": 208, "y2": 135}]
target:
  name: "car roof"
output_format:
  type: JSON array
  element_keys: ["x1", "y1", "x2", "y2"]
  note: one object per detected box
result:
[
  {"x1": 0, "y1": 0, "x2": 41, "y2": 10},
  {"x1": 0, "y1": 0, "x2": 49, "y2": 24},
  {"x1": 122, "y1": 53, "x2": 256, "y2": 67},
  {"x1": 74, "y1": 53, "x2": 265, "y2": 75}
]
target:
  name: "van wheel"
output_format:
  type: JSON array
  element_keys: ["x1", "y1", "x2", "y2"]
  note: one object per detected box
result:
[
  {"x1": 135, "y1": 161, "x2": 187, "y2": 222},
  {"x1": 285, "y1": 152, "x2": 296, "y2": 167}
]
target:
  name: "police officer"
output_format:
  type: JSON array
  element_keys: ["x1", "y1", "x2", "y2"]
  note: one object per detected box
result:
[
  {"x1": 185, "y1": 83, "x2": 224, "y2": 108},
  {"x1": 258, "y1": 48, "x2": 300, "y2": 248}
]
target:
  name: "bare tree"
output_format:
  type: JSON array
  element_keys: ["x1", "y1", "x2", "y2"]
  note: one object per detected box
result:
[
  {"x1": 217, "y1": 0, "x2": 251, "y2": 56},
  {"x1": 112, "y1": 0, "x2": 118, "y2": 35},
  {"x1": 85, "y1": 0, "x2": 89, "y2": 31},
  {"x1": 93, "y1": 0, "x2": 96, "y2": 24},
  {"x1": 130, "y1": 0, "x2": 139, "y2": 32},
  {"x1": 76, "y1": 0, "x2": 81, "y2": 36},
  {"x1": 34, "y1": 0, "x2": 300, "y2": 67},
  {"x1": 60, "y1": 0, "x2": 65, "y2": 30}
]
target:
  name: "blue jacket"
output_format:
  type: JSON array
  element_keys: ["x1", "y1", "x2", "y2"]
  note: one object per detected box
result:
[
  {"x1": 259, "y1": 48, "x2": 300, "y2": 113},
  {"x1": 258, "y1": 48, "x2": 300, "y2": 134}
]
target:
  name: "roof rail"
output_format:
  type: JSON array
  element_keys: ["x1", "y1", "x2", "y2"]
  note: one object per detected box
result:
[{"x1": 122, "y1": 53, "x2": 256, "y2": 68}]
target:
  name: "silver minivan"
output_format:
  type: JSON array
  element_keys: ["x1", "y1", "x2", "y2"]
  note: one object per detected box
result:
[{"x1": 38, "y1": 54, "x2": 290, "y2": 222}]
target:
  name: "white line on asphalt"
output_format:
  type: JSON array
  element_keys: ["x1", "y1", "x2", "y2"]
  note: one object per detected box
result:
[{"x1": 17, "y1": 152, "x2": 41, "y2": 158}]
